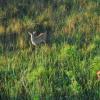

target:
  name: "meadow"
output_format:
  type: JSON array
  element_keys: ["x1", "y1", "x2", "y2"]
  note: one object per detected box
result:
[{"x1": 0, "y1": 0, "x2": 100, "y2": 100}]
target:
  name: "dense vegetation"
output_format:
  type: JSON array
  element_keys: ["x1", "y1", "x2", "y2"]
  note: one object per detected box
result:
[{"x1": 0, "y1": 0, "x2": 100, "y2": 99}]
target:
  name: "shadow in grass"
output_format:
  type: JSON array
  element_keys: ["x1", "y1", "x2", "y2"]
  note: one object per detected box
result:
[
  {"x1": 0, "y1": 90, "x2": 11, "y2": 100},
  {"x1": 0, "y1": 70, "x2": 31, "y2": 100},
  {"x1": 0, "y1": 32, "x2": 18, "y2": 54},
  {"x1": 0, "y1": 86, "x2": 31, "y2": 100},
  {"x1": 52, "y1": 34, "x2": 76, "y2": 46}
]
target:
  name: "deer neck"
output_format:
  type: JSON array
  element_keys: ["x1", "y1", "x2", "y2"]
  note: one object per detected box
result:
[{"x1": 31, "y1": 35, "x2": 36, "y2": 46}]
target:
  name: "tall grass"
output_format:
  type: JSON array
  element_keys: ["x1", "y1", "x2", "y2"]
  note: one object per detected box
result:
[
  {"x1": 0, "y1": 0, "x2": 100, "y2": 99},
  {"x1": 0, "y1": 38, "x2": 100, "y2": 99}
]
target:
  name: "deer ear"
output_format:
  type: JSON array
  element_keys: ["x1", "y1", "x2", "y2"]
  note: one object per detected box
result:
[{"x1": 33, "y1": 31, "x2": 36, "y2": 35}]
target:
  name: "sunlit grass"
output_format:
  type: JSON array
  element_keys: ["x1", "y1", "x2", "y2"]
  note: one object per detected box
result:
[{"x1": 0, "y1": 41, "x2": 100, "y2": 99}]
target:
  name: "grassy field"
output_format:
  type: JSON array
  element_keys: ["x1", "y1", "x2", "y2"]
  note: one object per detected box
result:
[{"x1": 0, "y1": 0, "x2": 100, "y2": 100}]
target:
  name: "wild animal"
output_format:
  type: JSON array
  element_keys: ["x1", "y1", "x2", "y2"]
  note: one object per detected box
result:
[{"x1": 28, "y1": 31, "x2": 47, "y2": 46}]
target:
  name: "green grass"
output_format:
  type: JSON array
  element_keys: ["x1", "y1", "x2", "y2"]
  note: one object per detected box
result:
[
  {"x1": 0, "y1": 39, "x2": 100, "y2": 99},
  {"x1": 0, "y1": 0, "x2": 100, "y2": 99}
]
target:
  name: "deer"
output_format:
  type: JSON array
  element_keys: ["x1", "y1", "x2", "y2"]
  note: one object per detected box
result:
[
  {"x1": 28, "y1": 31, "x2": 47, "y2": 46},
  {"x1": 97, "y1": 71, "x2": 100, "y2": 80}
]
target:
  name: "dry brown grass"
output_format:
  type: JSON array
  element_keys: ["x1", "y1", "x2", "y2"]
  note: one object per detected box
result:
[
  {"x1": 7, "y1": 19, "x2": 23, "y2": 33},
  {"x1": 0, "y1": 25, "x2": 5, "y2": 34}
]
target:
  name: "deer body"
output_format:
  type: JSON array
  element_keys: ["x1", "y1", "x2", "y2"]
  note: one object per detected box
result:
[{"x1": 28, "y1": 32, "x2": 47, "y2": 46}]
